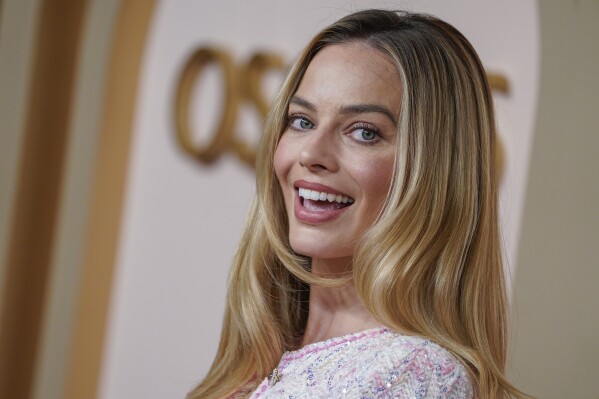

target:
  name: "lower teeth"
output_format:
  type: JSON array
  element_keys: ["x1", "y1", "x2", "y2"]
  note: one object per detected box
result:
[{"x1": 303, "y1": 199, "x2": 347, "y2": 211}]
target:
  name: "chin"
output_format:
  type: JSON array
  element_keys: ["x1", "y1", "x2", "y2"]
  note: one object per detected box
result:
[{"x1": 289, "y1": 235, "x2": 353, "y2": 261}]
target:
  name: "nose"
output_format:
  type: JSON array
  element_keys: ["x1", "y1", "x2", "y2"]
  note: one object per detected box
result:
[{"x1": 298, "y1": 127, "x2": 339, "y2": 173}]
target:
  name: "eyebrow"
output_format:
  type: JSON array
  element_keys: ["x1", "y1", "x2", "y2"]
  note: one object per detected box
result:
[{"x1": 289, "y1": 95, "x2": 398, "y2": 125}]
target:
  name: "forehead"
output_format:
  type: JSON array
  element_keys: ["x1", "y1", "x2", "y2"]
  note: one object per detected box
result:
[{"x1": 295, "y1": 42, "x2": 402, "y2": 114}]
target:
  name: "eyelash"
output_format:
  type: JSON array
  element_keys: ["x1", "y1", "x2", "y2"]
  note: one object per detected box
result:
[{"x1": 286, "y1": 114, "x2": 381, "y2": 145}]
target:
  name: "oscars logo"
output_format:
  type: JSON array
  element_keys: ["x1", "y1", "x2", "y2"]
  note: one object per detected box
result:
[{"x1": 174, "y1": 47, "x2": 509, "y2": 170}]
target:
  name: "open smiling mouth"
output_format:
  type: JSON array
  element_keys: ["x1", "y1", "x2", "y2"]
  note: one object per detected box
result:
[{"x1": 298, "y1": 187, "x2": 354, "y2": 212}]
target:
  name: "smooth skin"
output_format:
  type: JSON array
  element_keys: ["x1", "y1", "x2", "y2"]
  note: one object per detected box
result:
[{"x1": 274, "y1": 42, "x2": 403, "y2": 345}]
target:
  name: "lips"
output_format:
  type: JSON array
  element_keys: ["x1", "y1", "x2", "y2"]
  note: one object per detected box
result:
[{"x1": 293, "y1": 180, "x2": 354, "y2": 224}]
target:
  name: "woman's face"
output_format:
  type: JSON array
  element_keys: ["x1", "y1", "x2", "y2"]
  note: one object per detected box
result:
[{"x1": 274, "y1": 42, "x2": 402, "y2": 264}]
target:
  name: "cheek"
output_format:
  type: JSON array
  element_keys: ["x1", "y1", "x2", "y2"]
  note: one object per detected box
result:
[
  {"x1": 273, "y1": 139, "x2": 287, "y2": 184},
  {"x1": 356, "y1": 156, "x2": 395, "y2": 226},
  {"x1": 352, "y1": 155, "x2": 395, "y2": 213},
  {"x1": 273, "y1": 135, "x2": 294, "y2": 192}
]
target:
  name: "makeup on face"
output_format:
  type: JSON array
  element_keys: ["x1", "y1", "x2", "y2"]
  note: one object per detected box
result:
[{"x1": 274, "y1": 42, "x2": 402, "y2": 262}]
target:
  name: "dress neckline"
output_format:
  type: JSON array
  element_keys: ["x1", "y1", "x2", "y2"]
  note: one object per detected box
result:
[{"x1": 282, "y1": 326, "x2": 390, "y2": 362}]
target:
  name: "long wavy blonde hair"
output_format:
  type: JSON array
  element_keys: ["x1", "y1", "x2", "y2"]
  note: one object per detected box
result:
[{"x1": 189, "y1": 10, "x2": 528, "y2": 399}]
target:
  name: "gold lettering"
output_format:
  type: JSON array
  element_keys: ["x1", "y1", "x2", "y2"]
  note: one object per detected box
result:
[
  {"x1": 174, "y1": 47, "x2": 238, "y2": 164},
  {"x1": 487, "y1": 72, "x2": 509, "y2": 93}
]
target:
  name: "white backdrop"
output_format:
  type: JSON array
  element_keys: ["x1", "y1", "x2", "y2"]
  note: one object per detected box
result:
[{"x1": 98, "y1": 1, "x2": 539, "y2": 398}]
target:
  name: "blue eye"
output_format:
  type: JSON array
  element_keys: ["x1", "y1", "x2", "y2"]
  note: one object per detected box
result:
[
  {"x1": 289, "y1": 116, "x2": 314, "y2": 131},
  {"x1": 359, "y1": 129, "x2": 376, "y2": 141},
  {"x1": 349, "y1": 126, "x2": 379, "y2": 143}
]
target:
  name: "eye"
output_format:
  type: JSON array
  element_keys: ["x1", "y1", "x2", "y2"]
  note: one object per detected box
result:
[
  {"x1": 349, "y1": 125, "x2": 380, "y2": 143},
  {"x1": 288, "y1": 115, "x2": 315, "y2": 131}
]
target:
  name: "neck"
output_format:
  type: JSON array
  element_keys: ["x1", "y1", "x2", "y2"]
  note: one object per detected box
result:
[{"x1": 301, "y1": 257, "x2": 382, "y2": 347}]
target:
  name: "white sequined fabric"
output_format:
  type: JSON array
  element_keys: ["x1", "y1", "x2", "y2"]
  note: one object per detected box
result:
[{"x1": 249, "y1": 327, "x2": 474, "y2": 399}]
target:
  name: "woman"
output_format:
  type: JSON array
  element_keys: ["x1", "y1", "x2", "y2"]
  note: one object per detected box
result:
[{"x1": 190, "y1": 9, "x2": 528, "y2": 399}]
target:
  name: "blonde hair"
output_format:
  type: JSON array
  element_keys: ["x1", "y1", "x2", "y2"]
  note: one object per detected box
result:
[{"x1": 190, "y1": 10, "x2": 528, "y2": 399}]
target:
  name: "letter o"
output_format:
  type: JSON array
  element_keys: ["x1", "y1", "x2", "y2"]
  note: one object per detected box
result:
[{"x1": 174, "y1": 47, "x2": 238, "y2": 164}]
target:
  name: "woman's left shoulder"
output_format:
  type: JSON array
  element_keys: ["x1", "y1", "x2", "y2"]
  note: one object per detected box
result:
[{"x1": 360, "y1": 329, "x2": 475, "y2": 398}]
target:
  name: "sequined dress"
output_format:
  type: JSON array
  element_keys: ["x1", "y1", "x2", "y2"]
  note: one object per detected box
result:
[{"x1": 248, "y1": 327, "x2": 474, "y2": 399}]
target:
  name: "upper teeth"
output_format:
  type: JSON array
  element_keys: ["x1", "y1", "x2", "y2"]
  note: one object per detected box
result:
[{"x1": 298, "y1": 188, "x2": 354, "y2": 204}]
